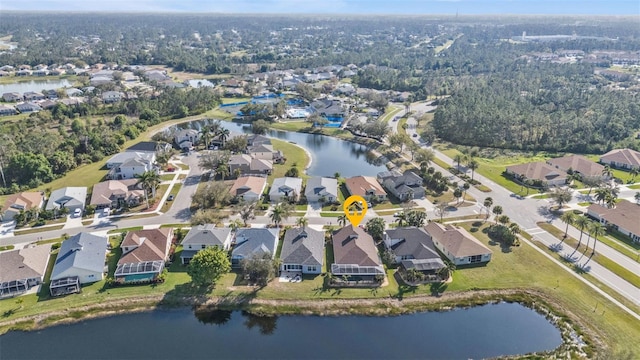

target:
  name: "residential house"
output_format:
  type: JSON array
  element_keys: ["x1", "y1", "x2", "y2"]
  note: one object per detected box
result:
[
  {"x1": 180, "y1": 225, "x2": 233, "y2": 265},
  {"x1": 599, "y1": 148, "x2": 640, "y2": 171},
  {"x1": 0, "y1": 71, "x2": 10, "y2": 77},
  {"x1": 230, "y1": 176, "x2": 267, "y2": 202},
  {"x1": 311, "y1": 99, "x2": 345, "y2": 117},
  {"x1": 65, "y1": 88, "x2": 83, "y2": 97},
  {"x1": 231, "y1": 228, "x2": 280, "y2": 267},
  {"x1": 40, "y1": 100, "x2": 57, "y2": 110},
  {"x1": 280, "y1": 227, "x2": 324, "y2": 274},
  {"x1": 49, "y1": 233, "x2": 108, "y2": 296},
  {"x1": 505, "y1": 162, "x2": 568, "y2": 187},
  {"x1": 425, "y1": 222, "x2": 493, "y2": 266},
  {"x1": 45, "y1": 187, "x2": 88, "y2": 213},
  {"x1": 331, "y1": 225, "x2": 385, "y2": 277},
  {"x1": 45, "y1": 89, "x2": 58, "y2": 99},
  {"x1": 377, "y1": 170, "x2": 425, "y2": 201},
  {"x1": 383, "y1": 227, "x2": 445, "y2": 269},
  {"x1": 102, "y1": 91, "x2": 124, "y2": 103},
  {"x1": 229, "y1": 154, "x2": 273, "y2": 176},
  {"x1": 105, "y1": 151, "x2": 156, "y2": 180},
  {"x1": 0, "y1": 244, "x2": 52, "y2": 298},
  {"x1": 23, "y1": 92, "x2": 45, "y2": 101},
  {"x1": 126, "y1": 141, "x2": 168, "y2": 154},
  {"x1": 269, "y1": 177, "x2": 303, "y2": 202},
  {"x1": 546, "y1": 155, "x2": 606, "y2": 180},
  {"x1": 246, "y1": 134, "x2": 271, "y2": 147},
  {"x1": 15, "y1": 70, "x2": 31, "y2": 76},
  {"x1": 0, "y1": 65, "x2": 15, "y2": 71},
  {"x1": 305, "y1": 177, "x2": 338, "y2": 203},
  {"x1": 15, "y1": 102, "x2": 42, "y2": 113},
  {"x1": 344, "y1": 176, "x2": 387, "y2": 202},
  {"x1": 115, "y1": 228, "x2": 174, "y2": 283},
  {"x1": 0, "y1": 105, "x2": 17, "y2": 116},
  {"x1": 248, "y1": 144, "x2": 275, "y2": 160},
  {"x1": 2, "y1": 92, "x2": 23, "y2": 102},
  {"x1": 1, "y1": 192, "x2": 45, "y2": 222},
  {"x1": 174, "y1": 129, "x2": 200, "y2": 150},
  {"x1": 587, "y1": 200, "x2": 640, "y2": 243},
  {"x1": 32, "y1": 69, "x2": 48, "y2": 76},
  {"x1": 90, "y1": 179, "x2": 145, "y2": 209}
]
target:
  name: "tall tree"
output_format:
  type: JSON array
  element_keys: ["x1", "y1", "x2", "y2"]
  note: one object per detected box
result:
[
  {"x1": 187, "y1": 246, "x2": 231, "y2": 287},
  {"x1": 492, "y1": 205, "x2": 503, "y2": 223},
  {"x1": 549, "y1": 188, "x2": 572, "y2": 209},
  {"x1": 365, "y1": 217, "x2": 386, "y2": 241},
  {"x1": 560, "y1": 211, "x2": 576, "y2": 239},
  {"x1": 135, "y1": 170, "x2": 160, "y2": 209},
  {"x1": 467, "y1": 159, "x2": 479, "y2": 182},
  {"x1": 589, "y1": 222, "x2": 606, "y2": 257},
  {"x1": 574, "y1": 216, "x2": 590, "y2": 250},
  {"x1": 483, "y1": 197, "x2": 493, "y2": 221}
]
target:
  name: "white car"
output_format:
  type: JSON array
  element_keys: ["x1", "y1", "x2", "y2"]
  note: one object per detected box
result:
[
  {"x1": 73, "y1": 208, "x2": 82, "y2": 217},
  {"x1": 103, "y1": 208, "x2": 110, "y2": 216}
]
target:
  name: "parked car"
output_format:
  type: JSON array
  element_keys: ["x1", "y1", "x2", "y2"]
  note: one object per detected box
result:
[
  {"x1": 73, "y1": 208, "x2": 82, "y2": 217},
  {"x1": 103, "y1": 208, "x2": 110, "y2": 216},
  {"x1": 167, "y1": 195, "x2": 174, "y2": 201}
]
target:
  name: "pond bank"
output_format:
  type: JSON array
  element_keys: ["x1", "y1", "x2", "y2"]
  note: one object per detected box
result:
[{"x1": 0, "y1": 289, "x2": 593, "y2": 358}]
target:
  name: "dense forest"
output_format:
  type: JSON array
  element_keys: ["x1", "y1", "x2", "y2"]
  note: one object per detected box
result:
[{"x1": 431, "y1": 63, "x2": 640, "y2": 153}]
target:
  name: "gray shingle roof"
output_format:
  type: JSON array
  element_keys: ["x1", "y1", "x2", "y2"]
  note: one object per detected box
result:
[
  {"x1": 280, "y1": 227, "x2": 324, "y2": 266},
  {"x1": 385, "y1": 227, "x2": 441, "y2": 260},
  {"x1": 232, "y1": 228, "x2": 280, "y2": 259},
  {"x1": 50, "y1": 233, "x2": 107, "y2": 280},
  {"x1": 182, "y1": 225, "x2": 231, "y2": 248},
  {"x1": 269, "y1": 177, "x2": 302, "y2": 198},
  {"x1": 305, "y1": 177, "x2": 338, "y2": 199},
  {"x1": 45, "y1": 187, "x2": 87, "y2": 211}
]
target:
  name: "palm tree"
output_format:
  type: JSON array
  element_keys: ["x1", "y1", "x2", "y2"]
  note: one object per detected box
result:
[
  {"x1": 560, "y1": 211, "x2": 576, "y2": 239},
  {"x1": 630, "y1": 168, "x2": 639, "y2": 182},
  {"x1": 483, "y1": 197, "x2": 493, "y2": 221},
  {"x1": 497, "y1": 215, "x2": 510, "y2": 226},
  {"x1": 467, "y1": 159, "x2": 479, "y2": 182},
  {"x1": 574, "y1": 216, "x2": 590, "y2": 251},
  {"x1": 269, "y1": 202, "x2": 291, "y2": 227},
  {"x1": 334, "y1": 172, "x2": 340, "y2": 179},
  {"x1": 395, "y1": 211, "x2": 408, "y2": 227},
  {"x1": 238, "y1": 201, "x2": 257, "y2": 226},
  {"x1": 492, "y1": 205, "x2": 503, "y2": 224},
  {"x1": 136, "y1": 171, "x2": 160, "y2": 209},
  {"x1": 337, "y1": 214, "x2": 347, "y2": 227},
  {"x1": 217, "y1": 163, "x2": 230, "y2": 180},
  {"x1": 453, "y1": 154, "x2": 464, "y2": 171},
  {"x1": 604, "y1": 193, "x2": 617, "y2": 209},
  {"x1": 602, "y1": 165, "x2": 613, "y2": 179},
  {"x1": 594, "y1": 187, "x2": 608, "y2": 205},
  {"x1": 416, "y1": 149, "x2": 435, "y2": 170},
  {"x1": 635, "y1": 192, "x2": 640, "y2": 205},
  {"x1": 296, "y1": 216, "x2": 308, "y2": 229},
  {"x1": 200, "y1": 124, "x2": 213, "y2": 149},
  {"x1": 229, "y1": 218, "x2": 244, "y2": 232},
  {"x1": 589, "y1": 222, "x2": 606, "y2": 257},
  {"x1": 217, "y1": 128, "x2": 230, "y2": 148}
]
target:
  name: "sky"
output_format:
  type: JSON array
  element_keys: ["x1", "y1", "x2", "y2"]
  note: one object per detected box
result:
[{"x1": 0, "y1": 0, "x2": 638, "y2": 15}]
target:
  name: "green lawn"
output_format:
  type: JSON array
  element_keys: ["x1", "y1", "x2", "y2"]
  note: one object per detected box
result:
[
  {"x1": 221, "y1": 97, "x2": 251, "y2": 104},
  {"x1": 14, "y1": 225, "x2": 65, "y2": 235},
  {"x1": 397, "y1": 118, "x2": 408, "y2": 136},
  {"x1": 628, "y1": 184, "x2": 640, "y2": 190},
  {"x1": 269, "y1": 139, "x2": 311, "y2": 182},
  {"x1": 160, "y1": 184, "x2": 182, "y2": 213},
  {"x1": 160, "y1": 174, "x2": 176, "y2": 181}
]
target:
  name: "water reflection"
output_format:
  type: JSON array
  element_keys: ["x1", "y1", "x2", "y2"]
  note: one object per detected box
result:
[
  {"x1": 168, "y1": 119, "x2": 387, "y2": 177},
  {"x1": 194, "y1": 308, "x2": 233, "y2": 326},
  {"x1": 241, "y1": 311, "x2": 278, "y2": 335}
]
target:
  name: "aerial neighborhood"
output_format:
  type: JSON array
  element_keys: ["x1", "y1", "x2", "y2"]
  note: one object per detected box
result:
[{"x1": 0, "y1": 12, "x2": 639, "y2": 358}]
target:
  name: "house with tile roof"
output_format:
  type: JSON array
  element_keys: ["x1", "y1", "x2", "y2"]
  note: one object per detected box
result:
[
  {"x1": 1, "y1": 191, "x2": 44, "y2": 222},
  {"x1": 180, "y1": 225, "x2": 233, "y2": 265},
  {"x1": 231, "y1": 228, "x2": 280, "y2": 268},
  {"x1": 587, "y1": 200, "x2": 640, "y2": 243},
  {"x1": 49, "y1": 233, "x2": 108, "y2": 296},
  {"x1": 599, "y1": 148, "x2": 640, "y2": 171},
  {"x1": 280, "y1": 227, "x2": 325, "y2": 274},
  {"x1": 505, "y1": 162, "x2": 568, "y2": 187},
  {"x1": 331, "y1": 225, "x2": 384, "y2": 277},
  {"x1": 269, "y1": 177, "x2": 303, "y2": 202},
  {"x1": 90, "y1": 179, "x2": 145, "y2": 209},
  {"x1": 425, "y1": 222, "x2": 492, "y2": 266},
  {"x1": 305, "y1": 177, "x2": 338, "y2": 203},
  {"x1": 229, "y1": 154, "x2": 273, "y2": 176},
  {"x1": 344, "y1": 176, "x2": 387, "y2": 202},
  {"x1": 115, "y1": 228, "x2": 173, "y2": 283},
  {"x1": 383, "y1": 227, "x2": 445, "y2": 272},
  {"x1": 0, "y1": 244, "x2": 52, "y2": 298},
  {"x1": 230, "y1": 176, "x2": 267, "y2": 202},
  {"x1": 546, "y1": 155, "x2": 606, "y2": 179},
  {"x1": 45, "y1": 187, "x2": 87, "y2": 213}
]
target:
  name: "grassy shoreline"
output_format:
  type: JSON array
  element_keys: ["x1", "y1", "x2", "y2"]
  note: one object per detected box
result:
[{"x1": 0, "y1": 289, "x2": 591, "y2": 358}]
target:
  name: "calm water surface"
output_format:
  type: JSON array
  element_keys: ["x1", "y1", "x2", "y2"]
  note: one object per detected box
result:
[
  {"x1": 172, "y1": 119, "x2": 387, "y2": 177},
  {"x1": 0, "y1": 79, "x2": 72, "y2": 94},
  {"x1": 0, "y1": 303, "x2": 562, "y2": 360}
]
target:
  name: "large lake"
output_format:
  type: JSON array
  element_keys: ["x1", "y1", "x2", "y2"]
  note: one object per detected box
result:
[
  {"x1": 0, "y1": 79, "x2": 72, "y2": 94},
  {"x1": 171, "y1": 119, "x2": 387, "y2": 178},
  {"x1": 0, "y1": 303, "x2": 562, "y2": 359}
]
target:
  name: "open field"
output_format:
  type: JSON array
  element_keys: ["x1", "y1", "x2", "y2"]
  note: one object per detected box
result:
[{"x1": 268, "y1": 139, "x2": 311, "y2": 182}]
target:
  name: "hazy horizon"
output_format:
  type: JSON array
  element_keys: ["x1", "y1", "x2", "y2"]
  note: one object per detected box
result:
[{"x1": 1, "y1": 0, "x2": 638, "y2": 15}]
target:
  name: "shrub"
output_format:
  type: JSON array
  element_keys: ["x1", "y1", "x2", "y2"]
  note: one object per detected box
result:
[
  {"x1": 51, "y1": 242, "x2": 62, "y2": 250},
  {"x1": 470, "y1": 227, "x2": 478, "y2": 233}
]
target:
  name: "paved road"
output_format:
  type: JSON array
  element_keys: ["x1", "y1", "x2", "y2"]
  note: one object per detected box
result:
[{"x1": 394, "y1": 101, "x2": 640, "y2": 307}]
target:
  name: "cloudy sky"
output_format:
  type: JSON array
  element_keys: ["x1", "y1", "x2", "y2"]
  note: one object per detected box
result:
[{"x1": 0, "y1": 0, "x2": 637, "y2": 15}]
